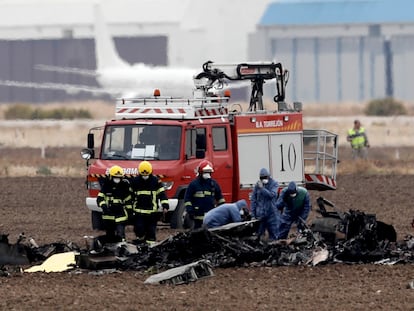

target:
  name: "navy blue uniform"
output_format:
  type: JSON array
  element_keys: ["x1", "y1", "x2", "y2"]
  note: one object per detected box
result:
[{"x1": 184, "y1": 176, "x2": 225, "y2": 229}]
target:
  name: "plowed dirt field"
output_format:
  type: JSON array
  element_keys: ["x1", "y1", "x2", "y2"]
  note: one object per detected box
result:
[{"x1": 0, "y1": 147, "x2": 413, "y2": 310}]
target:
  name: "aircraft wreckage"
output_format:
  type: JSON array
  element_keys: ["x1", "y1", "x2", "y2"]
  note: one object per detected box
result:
[{"x1": 1, "y1": 198, "x2": 414, "y2": 284}]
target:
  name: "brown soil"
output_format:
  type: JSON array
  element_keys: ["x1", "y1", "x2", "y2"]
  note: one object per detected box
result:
[{"x1": 0, "y1": 149, "x2": 414, "y2": 310}]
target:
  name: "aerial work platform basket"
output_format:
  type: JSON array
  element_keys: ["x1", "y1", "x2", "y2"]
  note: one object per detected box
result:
[{"x1": 303, "y1": 129, "x2": 338, "y2": 191}]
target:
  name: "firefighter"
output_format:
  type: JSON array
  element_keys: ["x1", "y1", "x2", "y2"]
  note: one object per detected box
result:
[
  {"x1": 250, "y1": 168, "x2": 280, "y2": 241},
  {"x1": 347, "y1": 119, "x2": 370, "y2": 159},
  {"x1": 203, "y1": 199, "x2": 249, "y2": 229},
  {"x1": 276, "y1": 181, "x2": 311, "y2": 239},
  {"x1": 184, "y1": 160, "x2": 226, "y2": 229},
  {"x1": 97, "y1": 165, "x2": 132, "y2": 242},
  {"x1": 130, "y1": 160, "x2": 169, "y2": 243}
]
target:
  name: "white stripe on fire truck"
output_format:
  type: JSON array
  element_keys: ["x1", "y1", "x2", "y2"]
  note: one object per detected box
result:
[
  {"x1": 195, "y1": 108, "x2": 228, "y2": 116},
  {"x1": 117, "y1": 108, "x2": 188, "y2": 114}
]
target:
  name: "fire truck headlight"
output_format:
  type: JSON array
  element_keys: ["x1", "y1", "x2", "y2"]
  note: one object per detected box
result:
[
  {"x1": 88, "y1": 181, "x2": 101, "y2": 190},
  {"x1": 162, "y1": 181, "x2": 174, "y2": 190},
  {"x1": 283, "y1": 115, "x2": 289, "y2": 122},
  {"x1": 80, "y1": 148, "x2": 92, "y2": 160}
]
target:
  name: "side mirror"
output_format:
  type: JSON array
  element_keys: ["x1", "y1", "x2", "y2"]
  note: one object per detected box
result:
[{"x1": 87, "y1": 133, "x2": 94, "y2": 149}]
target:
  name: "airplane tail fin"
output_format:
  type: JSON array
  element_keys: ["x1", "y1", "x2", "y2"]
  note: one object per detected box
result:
[{"x1": 94, "y1": 5, "x2": 130, "y2": 70}]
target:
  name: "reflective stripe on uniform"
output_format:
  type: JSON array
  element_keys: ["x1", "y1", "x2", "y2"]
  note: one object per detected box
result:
[
  {"x1": 156, "y1": 188, "x2": 165, "y2": 195},
  {"x1": 193, "y1": 191, "x2": 212, "y2": 198},
  {"x1": 136, "y1": 190, "x2": 152, "y2": 195},
  {"x1": 102, "y1": 215, "x2": 115, "y2": 221},
  {"x1": 114, "y1": 214, "x2": 128, "y2": 223},
  {"x1": 102, "y1": 211, "x2": 128, "y2": 223},
  {"x1": 124, "y1": 194, "x2": 133, "y2": 210},
  {"x1": 133, "y1": 190, "x2": 158, "y2": 213},
  {"x1": 134, "y1": 209, "x2": 154, "y2": 214}
]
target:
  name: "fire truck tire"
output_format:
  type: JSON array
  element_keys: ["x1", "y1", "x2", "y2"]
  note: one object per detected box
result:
[
  {"x1": 183, "y1": 214, "x2": 194, "y2": 230},
  {"x1": 91, "y1": 211, "x2": 105, "y2": 230},
  {"x1": 170, "y1": 199, "x2": 185, "y2": 229},
  {"x1": 170, "y1": 199, "x2": 193, "y2": 229}
]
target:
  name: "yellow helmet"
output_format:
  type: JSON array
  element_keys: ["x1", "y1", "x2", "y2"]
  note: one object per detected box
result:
[
  {"x1": 108, "y1": 165, "x2": 124, "y2": 178},
  {"x1": 139, "y1": 161, "x2": 152, "y2": 176}
]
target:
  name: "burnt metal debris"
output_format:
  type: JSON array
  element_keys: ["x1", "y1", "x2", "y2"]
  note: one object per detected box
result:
[{"x1": 1, "y1": 198, "x2": 414, "y2": 277}]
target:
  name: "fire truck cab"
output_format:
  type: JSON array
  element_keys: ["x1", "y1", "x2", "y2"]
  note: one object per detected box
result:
[{"x1": 81, "y1": 61, "x2": 338, "y2": 230}]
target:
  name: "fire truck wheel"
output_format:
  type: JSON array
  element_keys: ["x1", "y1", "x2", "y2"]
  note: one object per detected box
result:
[
  {"x1": 170, "y1": 199, "x2": 191, "y2": 229},
  {"x1": 183, "y1": 213, "x2": 194, "y2": 230},
  {"x1": 91, "y1": 211, "x2": 105, "y2": 230}
]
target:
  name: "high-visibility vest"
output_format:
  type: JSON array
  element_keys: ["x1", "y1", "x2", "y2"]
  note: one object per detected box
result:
[{"x1": 348, "y1": 127, "x2": 367, "y2": 149}]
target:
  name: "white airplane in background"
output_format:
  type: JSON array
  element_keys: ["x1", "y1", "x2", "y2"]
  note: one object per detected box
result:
[{"x1": 0, "y1": 5, "x2": 198, "y2": 99}]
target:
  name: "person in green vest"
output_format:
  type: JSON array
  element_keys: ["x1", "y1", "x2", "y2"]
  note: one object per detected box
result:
[
  {"x1": 347, "y1": 119, "x2": 370, "y2": 159},
  {"x1": 275, "y1": 181, "x2": 311, "y2": 239}
]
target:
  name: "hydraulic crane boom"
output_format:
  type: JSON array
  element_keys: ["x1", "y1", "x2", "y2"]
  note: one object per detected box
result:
[{"x1": 193, "y1": 61, "x2": 289, "y2": 111}]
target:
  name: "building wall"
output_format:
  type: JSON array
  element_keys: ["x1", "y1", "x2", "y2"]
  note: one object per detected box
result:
[
  {"x1": 250, "y1": 24, "x2": 414, "y2": 103},
  {"x1": 0, "y1": 36, "x2": 167, "y2": 103}
]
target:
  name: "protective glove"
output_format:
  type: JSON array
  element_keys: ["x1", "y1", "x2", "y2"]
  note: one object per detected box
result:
[
  {"x1": 256, "y1": 180, "x2": 263, "y2": 188},
  {"x1": 162, "y1": 203, "x2": 169, "y2": 212},
  {"x1": 101, "y1": 205, "x2": 109, "y2": 214}
]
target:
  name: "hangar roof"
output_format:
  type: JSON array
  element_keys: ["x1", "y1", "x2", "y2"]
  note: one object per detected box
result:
[{"x1": 260, "y1": 0, "x2": 414, "y2": 26}]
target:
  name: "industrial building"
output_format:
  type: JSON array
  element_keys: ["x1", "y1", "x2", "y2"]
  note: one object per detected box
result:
[{"x1": 250, "y1": 0, "x2": 414, "y2": 103}]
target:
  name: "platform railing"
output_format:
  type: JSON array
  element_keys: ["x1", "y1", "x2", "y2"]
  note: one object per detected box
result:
[{"x1": 303, "y1": 129, "x2": 339, "y2": 190}]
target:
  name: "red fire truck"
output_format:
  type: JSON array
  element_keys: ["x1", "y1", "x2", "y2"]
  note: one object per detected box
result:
[{"x1": 81, "y1": 61, "x2": 338, "y2": 229}]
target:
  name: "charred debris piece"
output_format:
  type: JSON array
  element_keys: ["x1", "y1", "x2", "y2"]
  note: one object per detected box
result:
[
  {"x1": 1, "y1": 205, "x2": 414, "y2": 276},
  {"x1": 0, "y1": 233, "x2": 80, "y2": 276},
  {"x1": 144, "y1": 259, "x2": 214, "y2": 285},
  {"x1": 0, "y1": 232, "x2": 80, "y2": 266}
]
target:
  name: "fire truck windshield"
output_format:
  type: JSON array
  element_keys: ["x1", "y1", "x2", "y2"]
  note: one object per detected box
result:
[{"x1": 101, "y1": 124, "x2": 181, "y2": 161}]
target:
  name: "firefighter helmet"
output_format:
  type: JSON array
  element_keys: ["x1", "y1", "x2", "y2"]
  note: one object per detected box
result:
[
  {"x1": 139, "y1": 161, "x2": 153, "y2": 176},
  {"x1": 197, "y1": 160, "x2": 214, "y2": 173},
  {"x1": 109, "y1": 165, "x2": 124, "y2": 178}
]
